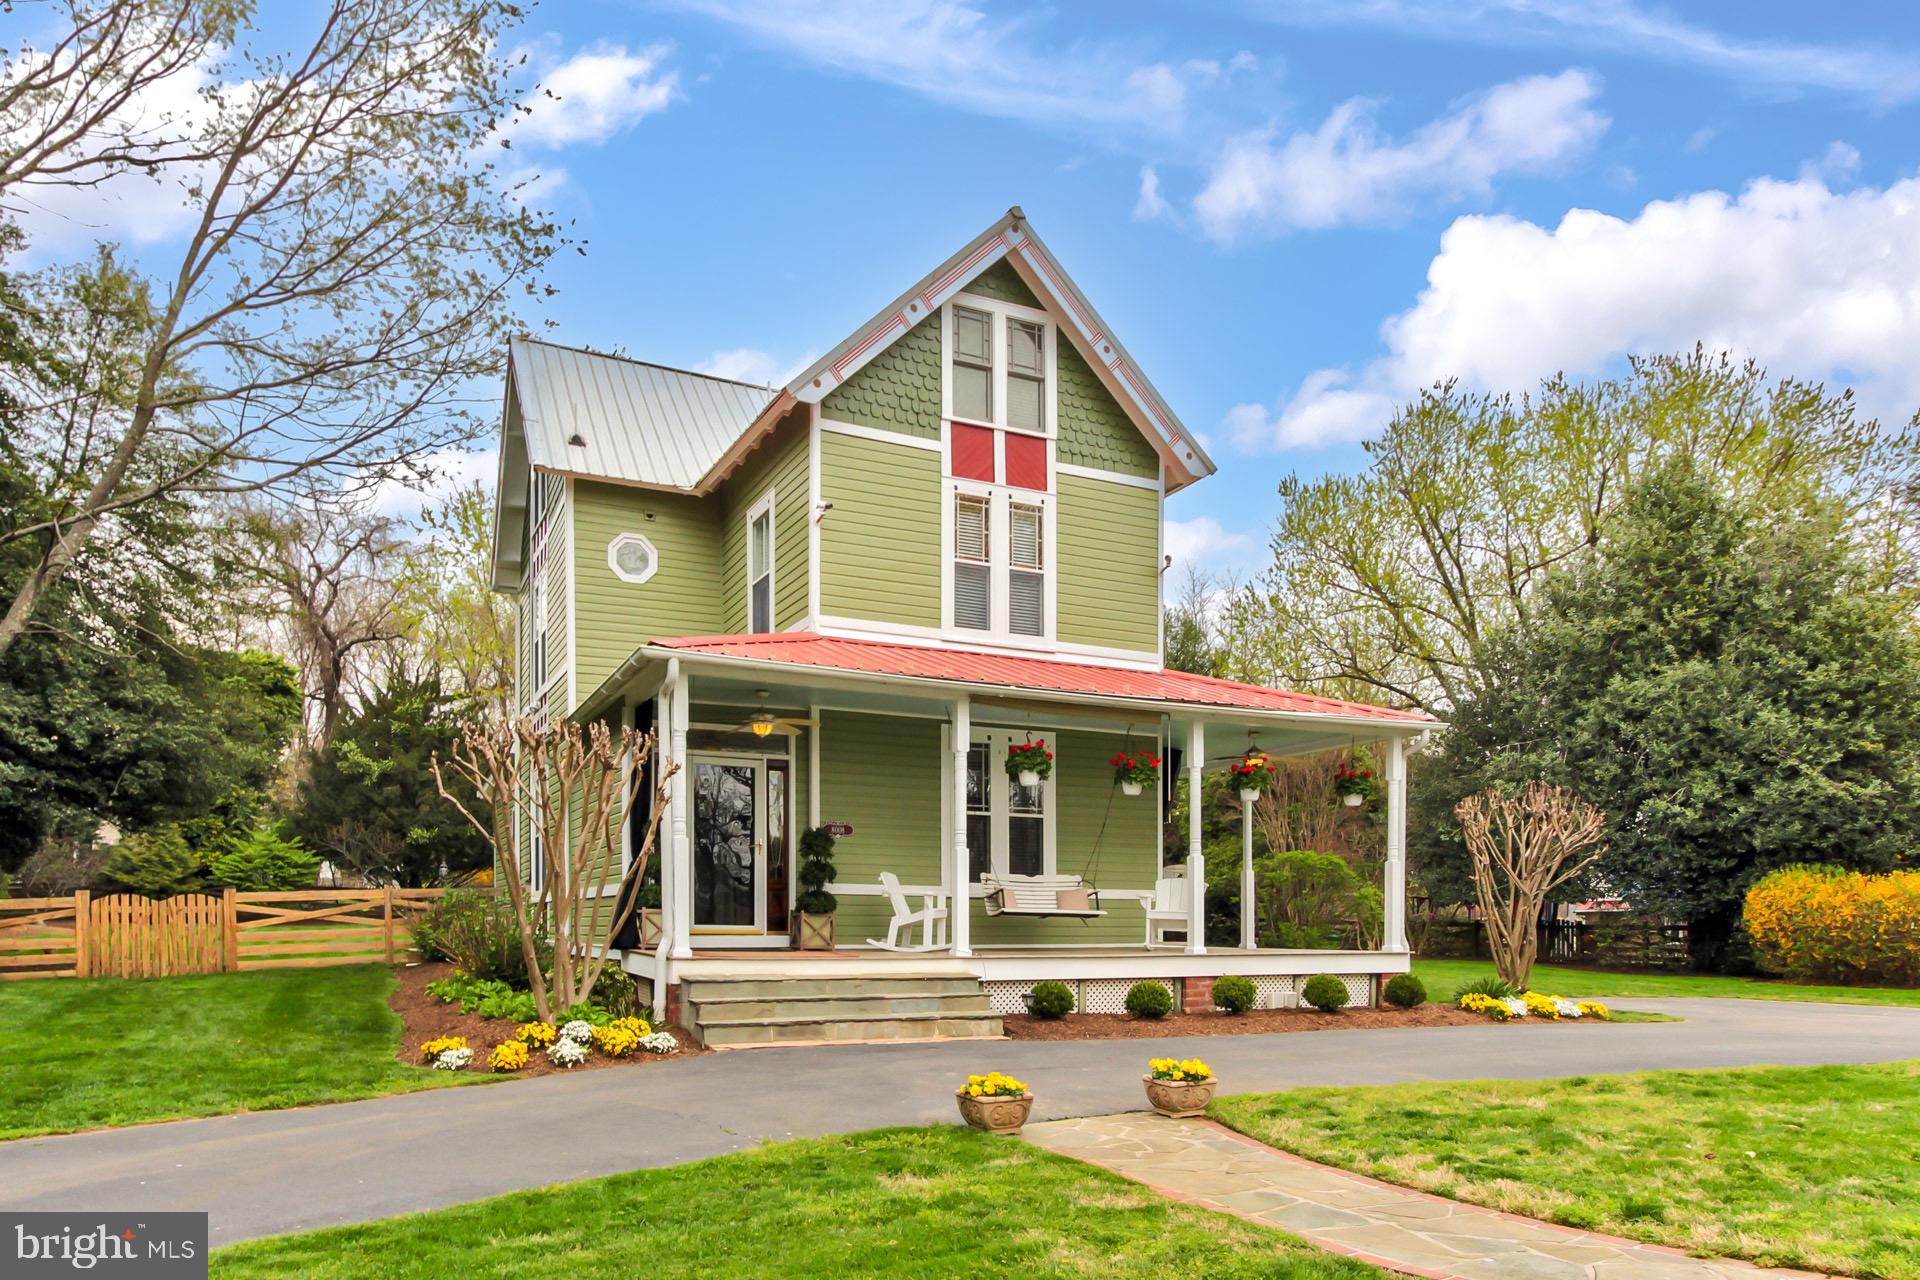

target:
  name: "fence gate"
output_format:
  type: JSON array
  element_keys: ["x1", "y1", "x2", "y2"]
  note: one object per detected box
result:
[{"x1": 87, "y1": 893, "x2": 227, "y2": 978}]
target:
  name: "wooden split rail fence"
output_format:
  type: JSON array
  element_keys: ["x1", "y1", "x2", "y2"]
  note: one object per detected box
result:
[{"x1": 0, "y1": 888, "x2": 454, "y2": 981}]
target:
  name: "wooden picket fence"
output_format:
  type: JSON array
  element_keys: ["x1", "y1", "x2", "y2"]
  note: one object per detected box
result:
[{"x1": 0, "y1": 888, "x2": 455, "y2": 981}]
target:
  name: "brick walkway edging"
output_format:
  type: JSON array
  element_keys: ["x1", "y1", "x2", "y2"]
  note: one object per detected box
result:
[{"x1": 1021, "y1": 1112, "x2": 1832, "y2": 1280}]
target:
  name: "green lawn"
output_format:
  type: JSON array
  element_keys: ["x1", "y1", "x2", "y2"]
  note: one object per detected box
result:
[
  {"x1": 212, "y1": 1125, "x2": 1380, "y2": 1279},
  {"x1": 1213, "y1": 1061, "x2": 1920, "y2": 1279},
  {"x1": 1414, "y1": 957, "x2": 1920, "y2": 1007},
  {"x1": 0, "y1": 965, "x2": 473, "y2": 1140}
]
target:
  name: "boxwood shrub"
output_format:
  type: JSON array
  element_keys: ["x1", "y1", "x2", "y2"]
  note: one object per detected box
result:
[
  {"x1": 1123, "y1": 980, "x2": 1172, "y2": 1019},
  {"x1": 1382, "y1": 973, "x2": 1427, "y2": 1009},
  {"x1": 1024, "y1": 980, "x2": 1076, "y2": 1019},
  {"x1": 1211, "y1": 974, "x2": 1256, "y2": 1014},
  {"x1": 1301, "y1": 974, "x2": 1349, "y2": 1012}
]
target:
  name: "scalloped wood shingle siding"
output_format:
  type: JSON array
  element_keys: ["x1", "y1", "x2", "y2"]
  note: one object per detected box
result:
[
  {"x1": 819, "y1": 315, "x2": 941, "y2": 439},
  {"x1": 1058, "y1": 341, "x2": 1160, "y2": 479}
]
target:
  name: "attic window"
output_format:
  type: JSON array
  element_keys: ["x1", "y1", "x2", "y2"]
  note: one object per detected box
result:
[{"x1": 607, "y1": 533, "x2": 659, "y2": 585}]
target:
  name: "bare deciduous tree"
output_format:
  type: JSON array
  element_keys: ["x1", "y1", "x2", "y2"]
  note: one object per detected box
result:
[
  {"x1": 1456, "y1": 781, "x2": 1608, "y2": 990},
  {"x1": 434, "y1": 718, "x2": 676, "y2": 1023},
  {"x1": 0, "y1": 0, "x2": 562, "y2": 659},
  {"x1": 1251, "y1": 751, "x2": 1369, "y2": 862}
]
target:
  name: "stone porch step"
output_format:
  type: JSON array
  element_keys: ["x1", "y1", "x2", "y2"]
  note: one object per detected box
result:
[{"x1": 698, "y1": 1009, "x2": 1004, "y2": 1048}]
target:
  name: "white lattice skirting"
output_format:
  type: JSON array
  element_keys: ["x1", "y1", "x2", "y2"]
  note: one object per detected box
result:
[{"x1": 984, "y1": 972, "x2": 1375, "y2": 1015}]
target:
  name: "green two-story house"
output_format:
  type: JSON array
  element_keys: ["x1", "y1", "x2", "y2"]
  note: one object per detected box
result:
[{"x1": 491, "y1": 208, "x2": 1432, "y2": 1045}]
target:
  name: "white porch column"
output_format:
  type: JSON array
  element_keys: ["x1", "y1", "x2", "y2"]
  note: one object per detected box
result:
[
  {"x1": 668, "y1": 666, "x2": 694, "y2": 960},
  {"x1": 1384, "y1": 734, "x2": 1409, "y2": 953},
  {"x1": 1239, "y1": 792, "x2": 1255, "y2": 949},
  {"x1": 1186, "y1": 719, "x2": 1207, "y2": 955},
  {"x1": 950, "y1": 695, "x2": 972, "y2": 957}
]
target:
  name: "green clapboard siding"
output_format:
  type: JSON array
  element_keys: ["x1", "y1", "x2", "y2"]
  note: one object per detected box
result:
[
  {"x1": 1056, "y1": 473, "x2": 1161, "y2": 655},
  {"x1": 818, "y1": 711, "x2": 944, "y2": 897},
  {"x1": 959, "y1": 259, "x2": 1041, "y2": 307},
  {"x1": 718, "y1": 410, "x2": 811, "y2": 632},
  {"x1": 1058, "y1": 340, "x2": 1160, "y2": 479},
  {"x1": 571, "y1": 480, "x2": 724, "y2": 702},
  {"x1": 819, "y1": 430, "x2": 941, "y2": 627},
  {"x1": 971, "y1": 727, "x2": 1163, "y2": 946},
  {"x1": 820, "y1": 315, "x2": 940, "y2": 440}
]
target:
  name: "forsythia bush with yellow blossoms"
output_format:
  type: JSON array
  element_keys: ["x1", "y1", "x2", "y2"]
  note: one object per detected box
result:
[
  {"x1": 1147, "y1": 1057, "x2": 1213, "y2": 1082},
  {"x1": 1744, "y1": 864, "x2": 1920, "y2": 985},
  {"x1": 961, "y1": 1071, "x2": 1027, "y2": 1098}
]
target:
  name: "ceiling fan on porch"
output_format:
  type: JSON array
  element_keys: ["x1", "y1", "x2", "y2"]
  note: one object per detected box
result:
[{"x1": 727, "y1": 691, "x2": 817, "y2": 739}]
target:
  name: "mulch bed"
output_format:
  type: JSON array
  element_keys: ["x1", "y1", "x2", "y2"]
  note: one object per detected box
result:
[
  {"x1": 1004, "y1": 1003, "x2": 1503, "y2": 1039},
  {"x1": 390, "y1": 961, "x2": 706, "y2": 1077}
]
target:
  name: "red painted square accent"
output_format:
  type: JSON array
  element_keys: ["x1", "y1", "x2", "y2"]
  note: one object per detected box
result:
[
  {"x1": 950, "y1": 422, "x2": 995, "y2": 481},
  {"x1": 1005, "y1": 432, "x2": 1047, "y2": 490}
]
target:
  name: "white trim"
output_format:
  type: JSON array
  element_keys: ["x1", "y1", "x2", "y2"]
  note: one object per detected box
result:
[
  {"x1": 940, "y1": 294, "x2": 1058, "y2": 440},
  {"x1": 1054, "y1": 460, "x2": 1161, "y2": 492},
  {"x1": 563, "y1": 478, "x2": 577, "y2": 713},
  {"x1": 625, "y1": 944, "x2": 1405, "y2": 983},
  {"x1": 744, "y1": 488, "x2": 776, "y2": 633},
  {"x1": 807, "y1": 404, "x2": 823, "y2": 622},
  {"x1": 815, "y1": 613, "x2": 1158, "y2": 670},
  {"x1": 808, "y1": 701, "x2": 822, "y2": 829},
  {"x1": 817, "y1": 416, "x2": 944, "y2": 452},
  {"x1": 605, "y1": 532, "x2": 660, "y2": 585}
]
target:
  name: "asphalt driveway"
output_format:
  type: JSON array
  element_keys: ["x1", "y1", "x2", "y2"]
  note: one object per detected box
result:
[{"x1": 4, "y1": 996, "x2": 1916, "y2": 1245}]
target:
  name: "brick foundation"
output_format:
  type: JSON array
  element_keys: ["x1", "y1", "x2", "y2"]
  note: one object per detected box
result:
[{"x1": 1181, "y1": 976, "x2": 1214, "y2": 1014}]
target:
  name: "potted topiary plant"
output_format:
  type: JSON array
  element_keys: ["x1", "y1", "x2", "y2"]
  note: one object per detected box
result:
[
  {"x1": 636, "y1": 864, "x2": 664, "y2": 948},
  {"x1": 1109, "y1": 749, "x2": 1159, "y2": 797},
  {"x1": 955, "y1": 1071, "x2": 1034, "y2": 1135},
  {"x1": 1007, "y1": 739, "x2": 1053, "y2": 788},
  {"x1": 1143, "y1": 1057, "x2": 1216, "y2": 1117},
  {"x1": 792, "y1": 826, "x2": 838, "y2": 950},
  {"x1": 1229, "y1": 752, "x2": 1275, "y2": 803}
]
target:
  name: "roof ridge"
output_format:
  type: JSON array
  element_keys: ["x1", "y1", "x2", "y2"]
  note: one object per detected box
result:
[{"x1": 513, "y1": 334, "x2": 778, "y2": 393}]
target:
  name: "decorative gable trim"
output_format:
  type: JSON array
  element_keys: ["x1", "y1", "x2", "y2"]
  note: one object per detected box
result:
[{"x1": 783, "y1": 208, "x2": 1214, "y2": 493}]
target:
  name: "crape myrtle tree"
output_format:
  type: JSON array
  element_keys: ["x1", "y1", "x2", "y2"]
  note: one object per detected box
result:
[
  {"x1": 0, "y1": 0, "x2": 564, "y2": 659},
  {"x1": 1221, "y1": 351, "x2": 1920, "y2": 713},
  {"x1": 1414, "y1": 459, "x2": 1920, "y2": 969}
]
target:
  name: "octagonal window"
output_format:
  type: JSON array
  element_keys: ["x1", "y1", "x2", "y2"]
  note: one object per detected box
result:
[{"x1": 607, "y1": 533, "x2": 659, "y2": 585}]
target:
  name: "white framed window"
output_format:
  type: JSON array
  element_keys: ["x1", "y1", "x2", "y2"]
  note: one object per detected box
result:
[
  {"x1": 528, "y1": 825, "x2": 545, "y2": 894},
  {"x1": 946, "y1": 485, "x2": 1052, "y2": 642},
  {"x1": 941, "y1": 294, "x2": 1055, "y2": 437},
  {"x1": 746, "y1": 491, "x2": 775, "y2": 633},
  {"x1": 964, "y1": 727, "x2": 1055, "y2": 880},
  {"x1": 607, "y1": 532, "x2": 659, "y2": 585},
  {"x1": 953, "y1": 492, "x2": 991, "y2": 631},
  {"x1": 530, "y1": 568, "x2": 548, "y2": 690}
]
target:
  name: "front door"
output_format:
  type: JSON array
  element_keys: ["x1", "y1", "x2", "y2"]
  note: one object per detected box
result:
[{"x1": 691, "y1": 756, "x2": 787, "y2": 936}]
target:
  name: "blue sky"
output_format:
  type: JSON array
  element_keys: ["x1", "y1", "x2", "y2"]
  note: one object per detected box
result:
[{"x1": 23, "y1": 1, "x2": 1920, "y2": 585}]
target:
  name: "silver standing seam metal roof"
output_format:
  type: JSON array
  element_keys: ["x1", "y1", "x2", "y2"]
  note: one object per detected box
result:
[{"x1": 507, "y1": 336, "x2": 779, "y2": 492}]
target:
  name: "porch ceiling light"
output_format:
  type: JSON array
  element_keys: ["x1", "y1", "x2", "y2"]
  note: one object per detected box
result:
[{"x1": 750, "y1": 712, "x2": 776, "y2": 738}]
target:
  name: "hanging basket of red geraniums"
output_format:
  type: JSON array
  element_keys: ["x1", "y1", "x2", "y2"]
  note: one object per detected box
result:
[
  {"x1": 1007, "y1": 740, "x2": 1053, "y2": 786},
  {"x1": 1109, "y1": 749, "x2": 1159, "y2": 797},
  {"x1": 1229, "y1": 752, "x2": 1276, "y2": 802},
  {"x1": 1333, "y1": 766, "x2": 1376, "y2": 807}
]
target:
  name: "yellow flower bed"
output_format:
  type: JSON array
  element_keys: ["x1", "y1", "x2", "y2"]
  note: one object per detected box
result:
[
  {"x1": 515, "y1": 1021, "x2": 558, "y2": 1047},
  {"x1": 1577, "y1": 1000, "x2": 1611, "y2": 1020},
  {"x1": 962, "y1": 1071, "x2": 1027, "y2": 1098},
  {"x1": 1522, "y1": 991, "x2": 1560, "y2": 1020},
  {"x1": 419, "y1": 1035, "x2": 468, "y2": 1062},
  {"x1": 592, "y1": 1024, "x2": 643, "y2": 1058},
  {"x1": 489, "y1": 1040, "x2": 529, "y2": 1072},
  {"x1": 1459, "y1": 992, "x2": 1516, "y2": 1021},
  {"x1": 1147, "y1": 1057, "x2": 1214, "y2": 1082}
]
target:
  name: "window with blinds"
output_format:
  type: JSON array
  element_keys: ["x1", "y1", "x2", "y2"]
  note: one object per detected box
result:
[
  {"x1": 1009, "y1": 502, "x2": 1044, "y2": 637},
  {"x1": 954, "y1": 493, "x2": 991, "y2": 631}
]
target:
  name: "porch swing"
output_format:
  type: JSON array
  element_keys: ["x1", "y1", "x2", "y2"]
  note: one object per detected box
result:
[{"x1": 981, "y1": 729, "x2": 1139, "y2": 921}]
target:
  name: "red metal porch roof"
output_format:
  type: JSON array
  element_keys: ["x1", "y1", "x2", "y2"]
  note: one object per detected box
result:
[{"x1": 651, "y1": 632, "x2": 1434, "y2": 724}]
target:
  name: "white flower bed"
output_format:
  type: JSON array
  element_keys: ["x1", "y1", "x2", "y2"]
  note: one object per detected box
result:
[
  {"x1": 1500, "y1": 996, "x2": 1528, "y2": 1019},
  {"x1": 559, "y1": 1019, "x2": 596, "y2": 1044},
  {"x1": 1552, "y1": 996, "x2": 1584, "y2": 1018},
  {"x1": 432, "y1": 1047, "x2": 474, "y2": 1071},
  {"x1": 547, "y1": 1037, "x2": 590, "y2": 1068},
  {"x1": 639, "y1": 1031, "x2": 678, "y2": 1055}
]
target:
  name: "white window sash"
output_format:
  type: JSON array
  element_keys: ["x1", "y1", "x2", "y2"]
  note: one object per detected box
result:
[{"x1": 969, "y1": 727, "x2": 1056, "y2": 878}]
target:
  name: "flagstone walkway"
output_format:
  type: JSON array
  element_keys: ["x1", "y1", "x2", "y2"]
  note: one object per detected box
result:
[{"x1": 1022, "y1": 1113, "x2": 1827, "y2": 1280}]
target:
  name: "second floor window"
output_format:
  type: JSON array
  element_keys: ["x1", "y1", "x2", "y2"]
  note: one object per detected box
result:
[
  {"x1": 1006, "y1": 318, "x2": 1044, "y2": 433},
  {"x1": 952, "y1": 305, "x2": 993, "y2": 424},
  {"x1": 952, "y1": 489, "x2": 1048, "y2": 640},
  {"x1": 747, "y1": 495, "x2": 774, "y2": 633},
  {"x1": 530, "y1": 571, "x2": 548, "y2": 690}
]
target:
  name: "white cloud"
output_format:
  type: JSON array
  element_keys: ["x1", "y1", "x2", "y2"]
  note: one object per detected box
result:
[
  {"x1": 664, "y1": 0, "x2": 1233, "y2": 137},
  {"x1": 1164, "y1": 515, "x2": 1257, "y2": 578},
  {"x1": 515, "y1": 42, "x2": 679, "y2": 148},
  {"x1": 1133, "y1": 166, "x2": 1171, "y2": 221},
  {"x1": 696, "y1": 347, "x2": 815, "y2": 387},
  {"x1": 1193, "y1": 69, "x2": 1607, "y2": 241},
  {"x1": 1261, "y1": 1, "x2": 1920, "y2": 106},
  {"x1": 1232, "y1": 165, "x2": 1920, "y2": 450}
]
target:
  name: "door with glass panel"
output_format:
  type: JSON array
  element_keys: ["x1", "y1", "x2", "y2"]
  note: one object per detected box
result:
[{"x1": 690, "y1": 755, "x2": 764, "y2": 931}]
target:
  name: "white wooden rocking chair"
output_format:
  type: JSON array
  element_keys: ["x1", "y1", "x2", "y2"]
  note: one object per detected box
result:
[{"x1": 866, "y1": 872, "x2": 949, "y2": 951}]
